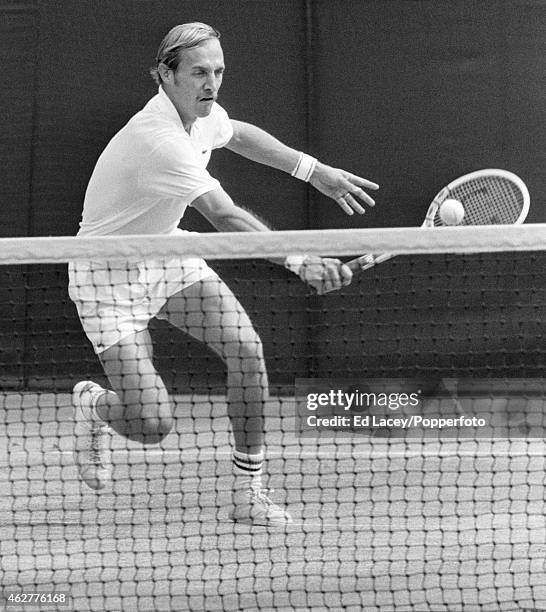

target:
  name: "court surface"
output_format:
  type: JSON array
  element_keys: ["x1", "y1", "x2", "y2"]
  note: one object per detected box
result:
[{"x1": 2, "y1": 392, "x2": 546, "y2": 612}]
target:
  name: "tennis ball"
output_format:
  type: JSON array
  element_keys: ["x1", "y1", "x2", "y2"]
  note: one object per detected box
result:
[{"x1": 439, "y1": 198, "x2": 465, "y2": 225}]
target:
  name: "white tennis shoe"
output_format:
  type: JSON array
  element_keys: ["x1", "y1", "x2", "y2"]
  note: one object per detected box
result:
[
  {"x1": 230, "y1": 487, "x2": 292, "y2": 527},
  {"x1": 72, "y1": 381, "x2": 112, "y2": 490}
]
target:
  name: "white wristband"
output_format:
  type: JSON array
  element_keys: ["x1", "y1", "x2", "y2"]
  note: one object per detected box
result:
[
  {"x1": 284, "y1": 255, "x2": 307, "y2": 275},
  {"x1": 291, "y1": 152, "x2": 318, "y2": 182}
]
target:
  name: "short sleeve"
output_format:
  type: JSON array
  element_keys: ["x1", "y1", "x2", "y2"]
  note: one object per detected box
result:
[{"x1": 211, "y1": 103, "x2": 233, "y2": 149}]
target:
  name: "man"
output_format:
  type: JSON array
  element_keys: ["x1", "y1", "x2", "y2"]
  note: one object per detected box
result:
[{"x1": 69, "y1": 22, "x2": 378, "y2": 527}]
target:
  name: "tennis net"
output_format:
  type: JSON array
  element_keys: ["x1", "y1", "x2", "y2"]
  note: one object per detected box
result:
[{"x1": 1, "y1": 226, "x2": 545, "y2": 612}]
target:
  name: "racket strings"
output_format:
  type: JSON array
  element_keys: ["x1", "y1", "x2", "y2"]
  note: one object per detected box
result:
[{"x1": 434, "y1": 177, "x2": 524, "y2": 226}]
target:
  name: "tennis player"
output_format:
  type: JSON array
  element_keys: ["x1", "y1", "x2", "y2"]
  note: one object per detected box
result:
[{"x1": 69, "y1": 22, "x2": 379, "y2": 527}]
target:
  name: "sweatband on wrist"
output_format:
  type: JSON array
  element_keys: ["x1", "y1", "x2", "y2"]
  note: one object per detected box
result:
[
  {"x1": 291, "y1": 152, "x2": 318, "y2": 182},
  {"x1": 284, "y1": 255, "x2": 307, "y2": 275}
]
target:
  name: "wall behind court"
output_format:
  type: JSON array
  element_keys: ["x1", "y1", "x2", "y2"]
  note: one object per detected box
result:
[{"x1": 0, "y1": 1, "x2": 544, "y2": 389}]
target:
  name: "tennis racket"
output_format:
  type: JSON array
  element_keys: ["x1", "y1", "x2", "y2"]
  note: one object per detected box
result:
[{"x1": 346, "y1": 169, "x2": 530, "y2": 273}]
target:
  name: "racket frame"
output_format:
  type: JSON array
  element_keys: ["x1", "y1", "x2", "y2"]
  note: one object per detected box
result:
[{"x1": 347, "y1": 169, "x2": 530, "y2": 273}]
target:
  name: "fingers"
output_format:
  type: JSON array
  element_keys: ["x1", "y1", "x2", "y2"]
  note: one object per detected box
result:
[
  {"x1": 336, "y1": 190, "x2": 373, "y2": 215},
  {"x1": 336, "y1": 175, "x2": 379, "y2": 215},
  {"x1": 346, "y1": 173, "x2": 380, "y2": 191},
  {"x1": 310, "y1": 163, "x2": 379, "y2": 215},
  {"x1": 335, "y1": 194, "x2": 358, "y2": 216},
  {"x1": 348, "y1": 186, "x2": 375, "y2": 208},
  {"x1": 340, "y1": 263, "x2": 353, "y2": 285},
  {"x1": 312, "y1": 258, "x2": 353, "y2": 295}
]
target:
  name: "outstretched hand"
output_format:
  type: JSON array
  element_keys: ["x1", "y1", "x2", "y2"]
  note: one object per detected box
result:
[{"x1": 309, "y1": 162, "x2": 379, "y2": 215}]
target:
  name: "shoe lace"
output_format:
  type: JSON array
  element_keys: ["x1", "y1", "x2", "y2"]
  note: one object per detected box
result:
[{"x1": 251, "y1": 487, "x2": 275, "y2": 506}]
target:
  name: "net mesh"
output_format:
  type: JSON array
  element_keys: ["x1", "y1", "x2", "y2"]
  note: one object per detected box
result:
[{"x1": 1, "y1": 227, "x2": 545, "y2": 612}]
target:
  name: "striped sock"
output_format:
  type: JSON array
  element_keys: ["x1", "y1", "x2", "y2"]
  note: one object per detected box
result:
[{"x1": 232, "y1": 449, "x2": 264, "y2": 490}]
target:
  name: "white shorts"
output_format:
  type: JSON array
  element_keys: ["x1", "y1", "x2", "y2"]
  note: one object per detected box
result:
[{"x1": 68, "y1": 240, "x2": 217, "y2": 354}]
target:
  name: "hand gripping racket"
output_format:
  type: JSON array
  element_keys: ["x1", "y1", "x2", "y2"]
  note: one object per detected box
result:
[{"x1": 347, "y1": 169, "x2": 530, "y2": 273}]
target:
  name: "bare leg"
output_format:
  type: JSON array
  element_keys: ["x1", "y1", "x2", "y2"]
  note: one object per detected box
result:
[
  {"x1": 82, "y1": 275, "x2": 291, "y2": 523},
  {"x1": 96, "y1": 328, "x2": 174, "y2": 445},
  {"x1": 158, "y1": 276, "x2": 268, "y2": 455}
]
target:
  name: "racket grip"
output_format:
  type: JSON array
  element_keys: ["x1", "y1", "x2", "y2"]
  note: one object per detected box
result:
[
  {"x1": 321, "y1": 252, "x2": 393, "y2": 295},
  {"x1": 347, "y1": 252, "x2": 393, "y2": 271}
]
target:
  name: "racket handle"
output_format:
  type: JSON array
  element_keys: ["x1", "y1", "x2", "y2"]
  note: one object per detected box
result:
[
  {"x1": 346, "y1": 204, "x2": 434, "y2": 273},
  {"x1": 346, "y1": 252, "x2": 394, "y2": 272},
  {"x1": 321, "y1": 251, "x2": 394, "y2": 295}
]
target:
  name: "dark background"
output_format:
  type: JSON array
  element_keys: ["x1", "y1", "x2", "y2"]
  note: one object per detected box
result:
[{"x1": 1, "y1": 0, "x2": 544, "y2": 390}]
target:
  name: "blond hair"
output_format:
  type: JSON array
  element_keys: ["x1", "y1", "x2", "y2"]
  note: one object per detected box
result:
[{"x1": 150, "y1": 22, "x2": 221, "y2": 85}]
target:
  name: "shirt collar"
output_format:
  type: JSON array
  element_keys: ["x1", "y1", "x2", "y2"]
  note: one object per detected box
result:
[{"x1": 155, "y1": 86, "x2": 184, "y2": 127}]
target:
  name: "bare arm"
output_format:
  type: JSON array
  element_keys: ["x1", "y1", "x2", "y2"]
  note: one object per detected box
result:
[
  {"x1": 225, "y1": 119, "x2": 379, "y2": 215},
  {"x1": 191, "y1": 188, "x2": 352, "y2": 294},
  {"x1": 192, "y1": 186, "x2": 273, "y2": 233},
  {"x1": 225, "y1": 120, "x2": 301, "y2": 174}
]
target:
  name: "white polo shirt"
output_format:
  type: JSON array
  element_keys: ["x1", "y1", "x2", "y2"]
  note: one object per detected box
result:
[{"x1": 78, "y1": 87, "x2": 233, "y2": 236}]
